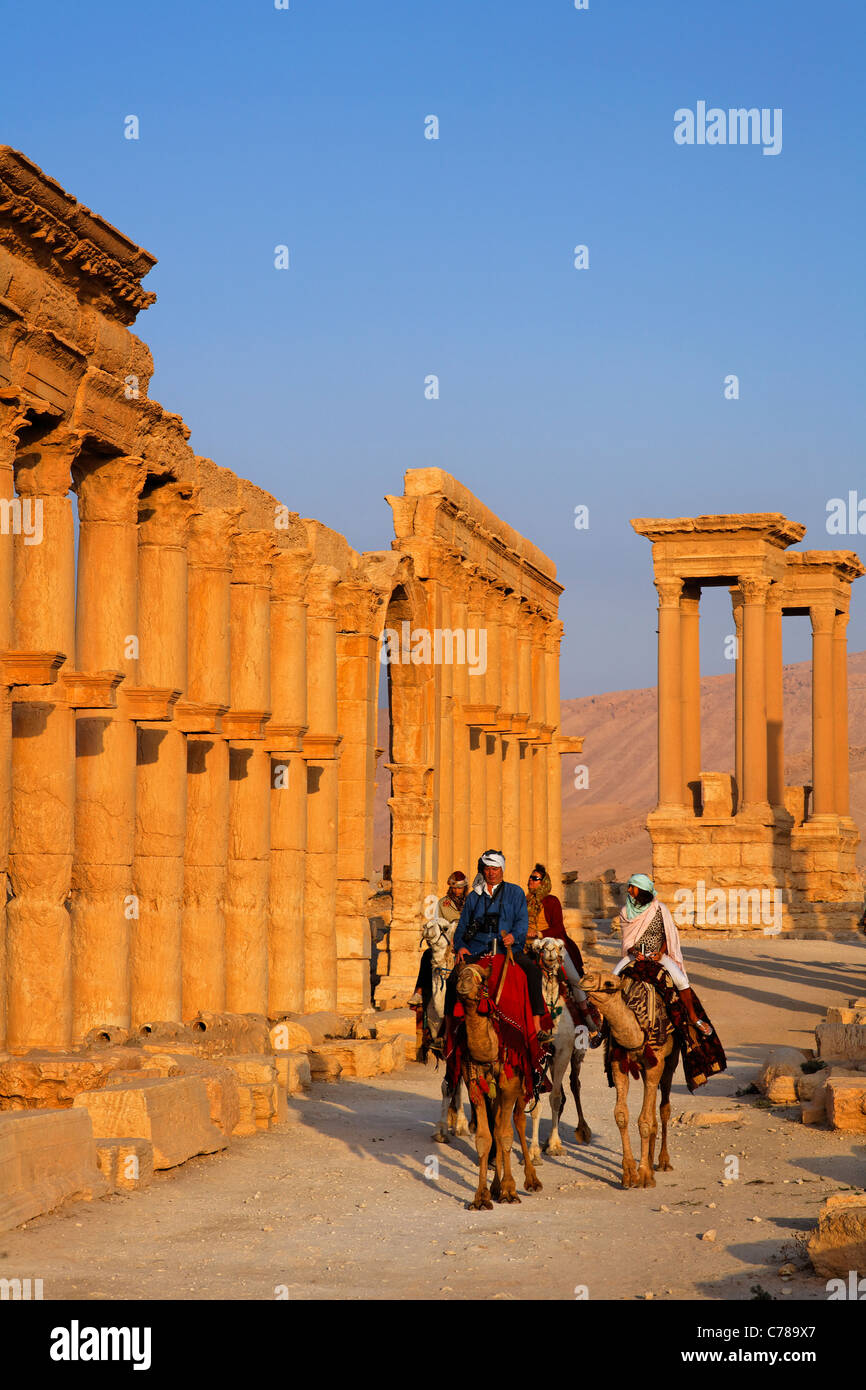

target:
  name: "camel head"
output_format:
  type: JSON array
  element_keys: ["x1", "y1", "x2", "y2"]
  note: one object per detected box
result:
[
  {"x1": 529, "y1": 936, "x2": 565, "y2": 977},
  {"x1": 421, "y1": 917, "x2": 456, "y2": 969},
  {"x1": 456, "y1": 960, "x2": 490, "y2": 1007},
  {"x1": 579, "y1": 969, "x2": 624, "y2": 1000}
]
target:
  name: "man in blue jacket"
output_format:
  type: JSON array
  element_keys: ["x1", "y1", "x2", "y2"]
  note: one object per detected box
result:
[{"x1": 449, "y1": 849, "x2": 547, "y2": 1039}]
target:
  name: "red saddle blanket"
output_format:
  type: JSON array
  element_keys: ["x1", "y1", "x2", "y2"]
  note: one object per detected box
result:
[{"x1": 445, "y1": 954, "x2": 549, "y2": 1104}]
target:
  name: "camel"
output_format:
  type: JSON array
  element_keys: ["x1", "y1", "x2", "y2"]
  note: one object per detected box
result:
[
  {"x1": 455, "y1": 958, "x2": 542, "y2": 1210},
  {"x1": 418, "y1": 915, "x2": 469, "y2": 1143},
  {"x1": 526, "y1": 937, "x2": 590, "y2": 1162},
  {"x1": 580, "y1": 967, "x2": 679, "y2": 1190}
]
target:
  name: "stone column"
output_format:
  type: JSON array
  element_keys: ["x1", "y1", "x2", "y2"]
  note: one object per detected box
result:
[
  {"x1": 654, "y1": 577, "x2": 685, "y2": 812},
  {"x1": 0, "y1": 396, "x2": 30, "y2": 1052},
  {"x1": 466, "y1": 580, "x2": 487, "y2": 857},
  {"x1": 436, "y1": 580, "x2": 455, "y2": 880},
  {"x1": 71, "y1": 453, "x2": 145, "y2": 1037},
  {"x1": 765, "y1": 585, "x2": 785, "y2": 811},
  {"x1": 809, "y1": 602, "x2": 836, "y2": 819},
  {"x1": 9, "y1": 427, "x2": 82, "y2": 1051},
  {"x1": 500, "y1": 594, "x2": 522, "y2": 874},
  {"x1": 132, "y1": 478, "x2": 196, "y2": 1026},
  {"x1": 386, "y1": 762, "x2": 433, "y2": 999},
  {"x1": 733, "y1": 592, "x2": 745, "y2": 811},
  {"x1": 833, "y1": 610, "x2": 851, "y2": 818},
  {"x1": 680, "y1": 585, "x2": 701, "y2": 809},
  {"x1": 182, "y1": 507, "x2": 239, "y2": 1017},
  {"x1": 530, "y1": 615, "x2": 550, "y2": 874},
  {"x1": 739, "y1": 576, "x2": 771, "y2": 813},
  {"x1": 517, "y1": 608, "x2": 535, "y2": 883},
  {"x1": 334, "y1": 581, "x2": 382, "y2": 1015},
  {"x1": 544, "y1": 620, "x2": 564, "y2": 900},
  {"x1": 225, "y1": 532, "x2": 274, "y2": 1015},
  {"x1": 303, "y1": 565, "x2": 341, "y2": 1012},
  {"x1": 267, "y1": 550, "x2": 311, "y2": 1017},
  {"x1": 483, "y1": 589, "x2": 504, "y2": 849},
  {"x1": 450, "y1": 590, "x2": 471, "y2": 875}
]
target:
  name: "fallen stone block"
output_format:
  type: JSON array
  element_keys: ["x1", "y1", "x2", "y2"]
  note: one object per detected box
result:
[
  {"x1": 283, "y1": 1011, "x2": 349, "y2": 1046},
  {"x1": 815, "y1": 1018, "x2": 866, "y2": 1062},
  {"x1": 825, "y1": 1076, "x2": 866, "y2": 1133},
  {"x1": 309, "y1": 1038, "x2": 400, "y2": 1079},
  {"x1": 373, "y1": 1008, "x2": 417, "y2": 1060},
  {"x1": 187, "y1": 1012, "x2": 272, "y2": 1057},
  {"x1": 755, "y1": 1047, "x2": 810, "y2": 1104},
  {"x1": 0, "y1": 1109, "x2": 109, "y2": 1233},
  {"x1": 676, "y1": 1111, "x2": 745, "y2": 1127},
  {"x1": 269, "y1": 1020, "x2": 312, "y2": 1053},
  {"x1": 95, "y1": 1138, "x2": 154, "y2": 1193},
  {"x1": 275, "y1": 1051, "x2": 311, "y2": 1095},
  {"x1": 73, "y1": 1077, "x2": 226, "y2": 1169},
  {"x1": 807, "y1": 1193, "x2": 866, "y2": 1278},
  {"x1": 140, "y1": 1054, "x2": 240, "y2": 1139},
  {"x1": 221, "y1": 1059, "x2": 280, "y2": 1133},
  {"x1": 224, "y1": 1055, "x2": 277, "y2": 1087},
  {"x1": 0, "y1": 1051, "x2": 146, "y2": 1111},
  {"x1": 308, "y1": 1049, "x2": 343, "y2": 1083}
]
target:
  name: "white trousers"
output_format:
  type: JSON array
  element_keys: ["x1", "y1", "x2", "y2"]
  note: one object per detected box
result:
[
  {"x1": 613, "y1": 953, "x2": 689, "y2": 991},
  {"x1": 559, "y1": 949, "x2": 587, "y2": 1001}
]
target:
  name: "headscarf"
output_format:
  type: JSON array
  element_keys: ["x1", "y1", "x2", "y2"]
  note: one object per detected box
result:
[
  {"x1": 445, "y1": 870, "x2": 467, "y2": 910},
  {"x1": 527, "y1": 865, "x2": 553, "y2": 937},
  {"x1": 618, "y1": 873, "x2": 684, "y2": 967},
  {"x1": 471, "y1": 850, "x2": 506, "y2": 894}
]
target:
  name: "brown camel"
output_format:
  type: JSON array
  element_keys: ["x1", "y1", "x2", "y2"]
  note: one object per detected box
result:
[
  {"x1": 455, "y1": 960, "x2": 542, "y2": 1210},
  {"x1": 580, "y1": 968, "x2": 679, "y2": 1190}
]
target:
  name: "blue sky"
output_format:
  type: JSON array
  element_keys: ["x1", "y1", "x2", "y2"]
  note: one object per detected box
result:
[{"x1": 5, "y1": 0, "x2": 864, "y2": 696}]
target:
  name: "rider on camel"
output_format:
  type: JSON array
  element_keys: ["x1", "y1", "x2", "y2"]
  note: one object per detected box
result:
[
  {"x1": 409, "y1": 869, "x2": 468, "y2": 1011},
  {"x1": 526, "y1": 862, "x2": 602, "y2": 1046},
  {"x1": 613, "y1": 872, "x2": 713, "y2": 1036},
  {"x1": 450, "y1": 850, "x2": 549, "y2": 1041}
]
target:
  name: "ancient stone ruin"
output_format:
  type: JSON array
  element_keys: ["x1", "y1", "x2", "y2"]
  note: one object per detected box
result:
[
  {"x1": 633, "y1": 513, "x2": 864, "y2": 933},
  {"x1": 0, "y1": 145, "x2": 580, "y2": 1059}
]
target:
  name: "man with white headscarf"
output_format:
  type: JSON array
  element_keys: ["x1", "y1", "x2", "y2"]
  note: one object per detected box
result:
[{"x1": 449, "y1": 849, "x2": 548, "y2": 1039}]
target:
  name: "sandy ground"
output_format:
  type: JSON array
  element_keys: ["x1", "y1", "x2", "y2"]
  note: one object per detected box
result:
[{"x1": 1, "y1": 936, "x2": 864, "y2": 1302}]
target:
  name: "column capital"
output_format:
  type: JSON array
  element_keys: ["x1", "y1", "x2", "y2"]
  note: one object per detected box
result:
[
  {"x1": 0, "y1": 390, "x2": 37, "y2": 465},
  {"x1": 765, "y1": 582, "x2": 784, "y2": 614},
  {"x1": 809, "y1": 602, "x2": 837, "y2": 636},
  {"x1": 138, "y1": 477, "x2": 200, "y2": 546},
  {"x1": 680, "y1": 584, "x2": 700, "y2": 616},
  {"x1": 306, "y1": 563, "x2": 341, "y2": 619},
  {"x1": 335, "y1": 578, "x2": 387, "y2": 636},
  {"x1": 230, "y1": 530, "x2": 277, "y2": 585},
  {"x1": 14, "y1": 426, "x2": 86, "y2": 496},
  {"x1": 654, "y1": 575, "x2": 684, "y2": 608},
  {"x1": 187, "y1": 506, "x2": 243, "y2": 569},
  {"x1": 739, "y1": 575, "x2": 772, "y2": 606},
  {"x1": 72, "y1": 453, "x2": 147, "y2": 523},
  {"x1": 833, "y1": 610, "x2": 850, "y2": 637},
  {"x1": 271, "y1": 549, "x2": 314, "y2": 603}
]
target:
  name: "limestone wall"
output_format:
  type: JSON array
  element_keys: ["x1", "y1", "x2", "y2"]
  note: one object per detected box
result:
[{"x1": 0, "y1": 147, "x2": 574, "y2": 1050}]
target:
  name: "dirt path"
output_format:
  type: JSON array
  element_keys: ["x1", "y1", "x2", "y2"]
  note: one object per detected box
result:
[{"x1": 1, "y1": 938, "x2": 864, "y2": 1301}]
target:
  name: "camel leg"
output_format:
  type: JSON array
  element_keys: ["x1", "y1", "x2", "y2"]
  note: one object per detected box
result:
[
  {"x1": 569, "y1": 1049, "x2": 591, "y2": 1144},
  {"x1": 614, "y1": 1071, "x2": 639, "y2": 1188},
  {"x1": 493, "y1": 1080, "x2": 521, "y2": 1204},
  {"x1": 544, "y1": 1038, "x2": 570, "y2": 1156},
  {"x1": 433, "y1": 1075, "x2": 452, "y2": 1143},
  {"x1": 449, "y1": 1077, "x2": 469, "y2": 1137},
  {"x1": 468, "y1": 1090, "x2": 494, "y2": 1211},
  {"x1": 513, "y1": 1093, "x2": 542, "y2": 1192},
  {"x1": 529, "y1": 1088, "x2": 543, "y2": 1163},
  {"x1": 636, "y1": 1058, "x2": 664, "y2": 1188},
  {"x1": 655, "y1": 1043, "x2": 677, "y2": 1172}
]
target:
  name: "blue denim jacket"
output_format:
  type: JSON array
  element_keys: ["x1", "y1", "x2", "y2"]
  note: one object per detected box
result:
[{"x1": 453, "y1": 882, "x2": 529, "y2": 957}]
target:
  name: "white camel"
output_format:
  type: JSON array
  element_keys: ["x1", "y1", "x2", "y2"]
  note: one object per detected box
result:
[
  {"x1": 419, "y1": 914, "x2": 469, "y2": 1143},
  {"x1": 527, "y1": 937, "x2": 591, "y2": 1162}
]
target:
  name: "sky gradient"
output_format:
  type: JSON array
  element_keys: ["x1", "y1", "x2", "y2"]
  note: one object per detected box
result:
[{"x1": 5, "y1": 0, "x2": 864, "y2": 696}]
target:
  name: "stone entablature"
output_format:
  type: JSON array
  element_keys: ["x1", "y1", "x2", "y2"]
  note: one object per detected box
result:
[
  {"x1": 633, "y1": 513, "x2": 864, "y2": 934},
  {"x1": 0, "y1": 147, "x2": 575, "y2": 1049}
]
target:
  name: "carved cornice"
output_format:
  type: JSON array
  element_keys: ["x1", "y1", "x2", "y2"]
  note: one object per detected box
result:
[{"x1": 0, "y1": 149, "x2": 157, "y2": 326}]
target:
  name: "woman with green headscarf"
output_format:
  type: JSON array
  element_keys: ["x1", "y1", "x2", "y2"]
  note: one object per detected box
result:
[{"x1": 613, "y1": 872, "x2": 713, "y2": 1036}]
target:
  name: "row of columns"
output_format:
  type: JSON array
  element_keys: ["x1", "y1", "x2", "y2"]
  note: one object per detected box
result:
[
  {"x1": 0, "y1": 409, "x2": 349, "y2": 1053},
  {"x1": 655, "y1": 574, "x2": 852, "y2": 819}
]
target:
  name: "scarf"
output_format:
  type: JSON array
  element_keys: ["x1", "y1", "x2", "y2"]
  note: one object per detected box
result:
[
  {"x1": 471, "y1": 849, "x2": 506, "y2": 894},
  {"x1": 527, "y1": 869, "x2": 553, "y2": 936},
  {"x1": 618, "y1": 890, "x2": 684, "y2": 969}
]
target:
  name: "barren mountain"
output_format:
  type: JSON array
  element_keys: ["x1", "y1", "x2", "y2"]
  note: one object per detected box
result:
[{"x1": 373, "y1": 653, "x2": 866, "y2": 882}]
